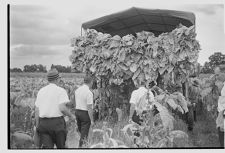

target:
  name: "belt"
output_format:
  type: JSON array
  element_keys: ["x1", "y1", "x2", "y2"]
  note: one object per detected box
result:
[
  {"x1": 39, "y1": 116, "x2": 64, "y2": 120},
  {"x1": 75, "y1": 109, "x2": 88, "y2": 112}
]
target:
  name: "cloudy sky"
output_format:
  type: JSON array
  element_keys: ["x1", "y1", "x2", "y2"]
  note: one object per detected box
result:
[{"x1": 10, "y1": 0, "x2": 225, "y2": 70}]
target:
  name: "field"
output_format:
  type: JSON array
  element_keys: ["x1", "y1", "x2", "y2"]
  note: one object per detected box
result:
[{"x1": 9, "y1": 72, "x2": 221, "y2": 148}]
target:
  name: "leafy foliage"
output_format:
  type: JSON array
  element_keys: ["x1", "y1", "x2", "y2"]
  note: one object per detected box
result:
[
  {"x1": 69, "y1": 25, "x2": 200, "y2": 124},
  {"x1": 201, "y1": 52, "x2": 225, "y2": 74},
  {"x1": 90, "y1": 122, "x2": 128, "y2": 148},
  {"x1": 70, "y1": 25, "x2": 200, "y2": 86},
  {"x1": 153, "y1": 87, "x2": 190, "y2": 114},
  {"x1": 191, "y1": 73, "x2": 225, "y2": 119},
  {"x1": 121, "y1": 103, "x2": 189, "y2": 148}
]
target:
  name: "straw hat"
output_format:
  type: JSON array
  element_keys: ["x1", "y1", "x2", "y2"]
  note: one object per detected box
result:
[{"x1": 47, "y1": 68, "x2": 61, "y2": 81}]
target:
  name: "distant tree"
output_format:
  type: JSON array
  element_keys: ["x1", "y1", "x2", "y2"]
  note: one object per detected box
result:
[
  {"x1": 209, "y1": 52, "x2": 225, "y2": 66},
  {"x1": 36, "y1": 64, "x2": 47, "y2": 72},
  {"x1": 50, "y1": 64, "x2": 71, "y2": 73},
  {"x1": 201, "y1": 52, "x2": 225, "y2": 74},
  {"x1": 10, "y1": 67, "x2": 22, "y2": 72},
  {"x1": 23, "y1": 65, "x2": 30, "y2": 72},
  {"x1": 23, "y1": 64, "x2": 47, "y2": 72},
  {"x1": 201, "y1": 62, "x2": 214, "y2": 74}
]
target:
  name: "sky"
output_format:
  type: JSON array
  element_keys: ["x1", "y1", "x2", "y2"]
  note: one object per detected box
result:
[{"x1": 9, "y1": 0, "x2": 225, "y2": 70}]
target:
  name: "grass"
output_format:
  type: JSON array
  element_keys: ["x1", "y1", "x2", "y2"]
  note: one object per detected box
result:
[{"x1": 187, "y1": 109, "x2": 220, "y2": 148}]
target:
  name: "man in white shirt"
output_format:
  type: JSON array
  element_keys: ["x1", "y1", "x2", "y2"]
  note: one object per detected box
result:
[
  {"x1": 129, "y1": 80, "x2": 155, "y2": 125},
  {"x1": 35, "y1": 69, "x2": 76, "y2": 148},
  {"x1": 215, "y1": 66, "x2": 225, "y2": 148},
  {"x1": 74, "y1": 75, "x2": 94, "y2": 148}
]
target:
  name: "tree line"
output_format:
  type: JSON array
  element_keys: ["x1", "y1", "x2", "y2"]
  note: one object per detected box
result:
[
  {"x1": 201, "y1": 52, "x2": 225, "y2": 73},
  {"x1": 10, "y1": 64, "x2": 75, "y2": 73}
]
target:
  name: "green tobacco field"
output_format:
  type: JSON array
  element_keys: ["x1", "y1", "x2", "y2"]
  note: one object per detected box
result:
[{"x1": 9, "y1": 72, "x2": 221, "y2": 148}]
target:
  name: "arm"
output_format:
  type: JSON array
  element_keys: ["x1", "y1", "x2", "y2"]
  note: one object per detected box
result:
[
  {"x1": 87, "y1": 104, "x2": 94, "y2": 123},
  {"x1": 70, "y1": 87, "x2": 77, "y2": 107},
  {"x1": 34, "y1": 92, "x2": 40, "y2": 127},
  {"x1": 129, "y1": 103, "x2": 135, "y2": 120},
  {"x1": 66, "y1": 92, "x2": 76, "y2": 108},
  {"x1": 129, "y1": 91, "x2": 136, "y2": 121},
  {"x1": 87, "y1": 91, "x2": 94, "y2": 123},
  {"x1": 221, "y1": 83, "x2": 225, "y2": 97},
  {"x1": 34, "y1": 106, "x2": 39, "y2": 127},
  {"x1": 59, "y1": 103, "x2": 75, "y2": 119}
]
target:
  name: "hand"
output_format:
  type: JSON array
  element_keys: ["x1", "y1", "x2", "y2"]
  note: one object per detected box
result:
[
  {"x1": 91, "y1": 121, "x2": 94, "y2": 127},
  {"x1": 35, "y1": 121, "x2": 39, "y2": 129},
  {"x1": 70, "y1": 115, "x2": 76, "y2": 122},
  {"x1": 128, "y1": 118, "x2": 133, "y2": 123},
  {"x1": 33, "y1": 126, "x2": 37, "y2": 132}
]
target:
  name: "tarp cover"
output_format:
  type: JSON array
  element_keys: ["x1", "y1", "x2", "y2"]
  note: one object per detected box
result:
[{"x1": 82, "y1": 7, "x2": 195, "y2": 36}]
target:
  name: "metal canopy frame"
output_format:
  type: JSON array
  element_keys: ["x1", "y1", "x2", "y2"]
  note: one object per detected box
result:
[{"x1": 82, "y1": 7, "x2": 195, "y2": 36}]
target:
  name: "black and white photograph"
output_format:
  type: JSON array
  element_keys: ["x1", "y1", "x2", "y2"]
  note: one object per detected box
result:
[{"x1": 3, "y1": 0, "x2": 225, "y2": 150}]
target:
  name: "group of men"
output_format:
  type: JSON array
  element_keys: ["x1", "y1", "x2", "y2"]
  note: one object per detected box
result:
[
  {"x1": 34, "y1": 68, "x2": 158, "y2": 148},
  {"x1": 34, "y1": 66, "x2": 225, "y2": 148},
  {"x1": 35, "y1": 69, "x2": 94, "y2": 148}
]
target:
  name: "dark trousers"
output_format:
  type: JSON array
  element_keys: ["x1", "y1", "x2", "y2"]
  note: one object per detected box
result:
[
  {"x1": 37, "y1": 116, "x2": 67, "y2": 149},
  {"x1": 131, "y1": 111, "x2": 142, "y2": 141},
  {"x1": 185, "y1": 105, "x2": 194, "y2": 131},
  {"x1": 132, "y1": 111, "x2": 144, "y2": 126},
  {"x1": 75, "y1": 109, "x2": 91, "y2": 148},
  {"x1": 218, "y1": 127, "x2": 224, "y2": 148}
]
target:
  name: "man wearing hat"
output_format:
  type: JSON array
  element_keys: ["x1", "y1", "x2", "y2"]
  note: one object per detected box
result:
[
  {"x1": 186, "y1": 78, "x2": 201, "y2": 131},
  {"x1": 35, "y1": 68, "x2": 76, "y2": 148},
  {"x1": 73, "y1": 75, "x2": 94, "y2": 148}
]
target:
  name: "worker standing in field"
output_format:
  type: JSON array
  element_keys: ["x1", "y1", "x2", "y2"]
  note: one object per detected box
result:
[
  {"x1": 216, "y1": 80, "x2": 225, "y2": 148},
  {"x1": 74, "y1": 75, "x2": 94, "y2": 148},
  {"x1": 187, "y1": 78, "x2": 201, "y2": 131},
  {"x1": 128, "y1": 80, "x2": 155, "y2": 125},
  {"x1": 34, "y1": 68, "x2": 76, "y2": 148},
  {"x1": 215, "y1": 66, "x2": 225, "y2": 148}
]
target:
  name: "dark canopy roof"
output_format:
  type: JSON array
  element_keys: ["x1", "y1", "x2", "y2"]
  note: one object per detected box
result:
[{"x1": 82, "y1": 7, "x2": 195, "y2": 36}]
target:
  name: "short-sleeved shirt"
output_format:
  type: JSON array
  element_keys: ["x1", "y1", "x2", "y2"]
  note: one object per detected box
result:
[
  {"x1": 129, "y1": 87, "x2": 154, "y2": 111},
  {"x1": 75, "y1": 84, "x2": 93, "y2": 111},
  {"x1": 35, "y1": 83, "x2": 69, "y2": 118},
  {"x1": 218, "y1": 81, "x2": 225, "y2": 112}
]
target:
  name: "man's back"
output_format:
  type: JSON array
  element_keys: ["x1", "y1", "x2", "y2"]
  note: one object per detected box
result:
[
  {"x1": 75, "y1": 84, "x2": 93, "y2": 111},
  {"x1": 35, "y1": 83, "x2": 68, "y2": 118}
]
